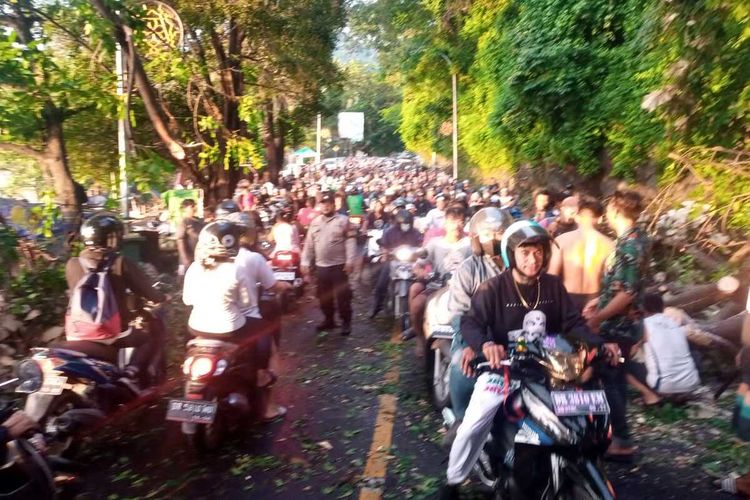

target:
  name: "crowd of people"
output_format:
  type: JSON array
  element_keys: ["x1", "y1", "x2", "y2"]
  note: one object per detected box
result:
[{"x1": 5, "y1": 154, "x2": 746, "y2": 498}]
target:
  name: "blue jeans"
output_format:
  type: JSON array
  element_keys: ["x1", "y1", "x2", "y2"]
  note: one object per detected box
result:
[{"x1": 449, "y1": 324, "x2": 476, "y2": 421}]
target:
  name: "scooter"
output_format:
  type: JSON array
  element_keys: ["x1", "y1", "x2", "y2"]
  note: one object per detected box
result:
[
  {"x1": 269, "y1": 250, "x2": 304, "y2": 311},
  {"x1": 16, "y1": 299, "x2": 167, "y2": 457},
  {"x1": 166, "y1": 332, "x2": 271, "y2": 453},
  {"x1": 472, "y1": 336, "x2": 616, "y2": 499},
  {"x1": 422, "y1": 287, "x2": 455, "y2": 409},
  {"x1": 386, "y1": 246, "x2": 422, "y2": 332}
]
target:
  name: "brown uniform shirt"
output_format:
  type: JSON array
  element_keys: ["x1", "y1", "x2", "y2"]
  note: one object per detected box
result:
[{"x1": 301, "y1": 213, "x2": 356, "y2": 268}]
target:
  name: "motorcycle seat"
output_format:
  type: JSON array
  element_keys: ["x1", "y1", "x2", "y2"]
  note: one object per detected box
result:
[
  {"x1": 187, "y1": 338, "x2": 239, "y2": 354},
  {"x1": 51, "y1": 341, "x2": 119, "y2": 364}
]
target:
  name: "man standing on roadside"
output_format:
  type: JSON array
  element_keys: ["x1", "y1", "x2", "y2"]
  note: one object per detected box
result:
[
  {"x1": 548, "y1": 196, "x2": 613, "y2": 312},
  {"x1": 583, "y1": 189, "x2": 649, "y2": 462},
  {"x1": 301, "y1": 191, "x2": 356, "y2": 336},
  {"x1": 176, "y1": 198, "x2": 204, "y2": 276}
]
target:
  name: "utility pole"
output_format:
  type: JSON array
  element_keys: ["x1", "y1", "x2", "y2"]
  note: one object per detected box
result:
[
  {"x1": 451, "y1": 71, "x2": 458, "y2": 181},
  {"x1": 115, "y1": 42, "x2": 129, "y2": 219},
  {"x1": 316, "y1": 113, "x2": 322, "y2": 164}
]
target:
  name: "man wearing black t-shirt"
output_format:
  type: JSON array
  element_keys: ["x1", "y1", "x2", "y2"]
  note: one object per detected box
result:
[{"x1": 440, "y1": 221, "x2": 616, "y2": 500}]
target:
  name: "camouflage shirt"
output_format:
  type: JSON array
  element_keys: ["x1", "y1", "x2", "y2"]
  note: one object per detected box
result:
[{"x1": 598, "y1": 225, "x2": 649, "y2": 344}]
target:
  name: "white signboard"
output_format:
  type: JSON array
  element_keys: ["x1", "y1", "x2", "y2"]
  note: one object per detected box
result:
[{"x1": 338, "y1": 112, "x2": 365, "y2": 142}]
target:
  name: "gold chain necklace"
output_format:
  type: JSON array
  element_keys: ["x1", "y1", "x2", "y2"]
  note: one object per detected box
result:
[{"x1": 512, "y1": 276, "x2": 541, "y2": 310}]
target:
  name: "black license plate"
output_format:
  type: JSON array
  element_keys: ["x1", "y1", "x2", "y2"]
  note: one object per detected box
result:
[
  {"x1": 551, "y1": 390, "x2": 610, "y2": 416},
  {"x1": 166, "y1": 399, "x2": 217, "y2": 424}
]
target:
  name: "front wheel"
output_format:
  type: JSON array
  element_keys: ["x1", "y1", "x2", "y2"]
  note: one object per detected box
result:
[{"x1": 430, "y1": 340, "x2": 452, "y2": 409}]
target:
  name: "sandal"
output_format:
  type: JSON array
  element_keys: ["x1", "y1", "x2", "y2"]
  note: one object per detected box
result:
[
  {"x1": 261, "y1": 405, "x2": 287, "y2": 424},
  {"x1": 717, "y1": 473, "x2": 740, "y2": 494}
]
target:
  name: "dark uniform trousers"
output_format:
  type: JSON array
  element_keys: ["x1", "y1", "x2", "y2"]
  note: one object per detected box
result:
[{"x1": 317, "y1": 264, "x2": 352, "y2": 324}]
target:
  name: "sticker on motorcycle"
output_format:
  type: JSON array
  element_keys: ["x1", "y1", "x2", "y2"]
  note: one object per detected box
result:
[
  {"x1": 166, "y1": 399, "x2": 217, "y2": 424},
  {"x1": 37, "y1": 375, "x2": 67, "y2": 395},
  {"x1": 550, "y1": 390, "x2": 610, "y2": 416}
]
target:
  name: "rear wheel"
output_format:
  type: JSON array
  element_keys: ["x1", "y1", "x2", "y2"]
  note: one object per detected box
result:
[{"x1": 186, "y1": 398, "x2": 226, "y2": 454}]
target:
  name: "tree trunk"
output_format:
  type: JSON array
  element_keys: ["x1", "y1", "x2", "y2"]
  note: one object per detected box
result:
[
  {"x1": 42, "y1": 102, "x2": 79, "y2": 227},
  {"x1": 262, "y1": 98, "x2": 285, "y2": 183}
]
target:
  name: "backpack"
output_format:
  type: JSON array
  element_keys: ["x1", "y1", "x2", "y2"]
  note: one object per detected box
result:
[{"x1": 64, "y1": 253, "x2": 122, "y2": 341}]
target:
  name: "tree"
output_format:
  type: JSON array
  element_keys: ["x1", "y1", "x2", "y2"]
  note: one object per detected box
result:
[
  {"x1": 0, "y1": 0, "x2": 115, "y2": 222},
  {"x1": 89, "y1": 0, "x2": 344, "y2": 203},
  {"x1": 320, "y1": 62, "x2": 403, "y2": 156}
]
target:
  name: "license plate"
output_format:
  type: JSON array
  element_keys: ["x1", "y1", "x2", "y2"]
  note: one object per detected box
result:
[
  {"x1": 551, "y1": 390, "x2": 610, "y2": 416},
  {"x1": 166, "y1": 399, "x2": 217, "y2": 424},
  {"x1": 274, "y1": 271, "x2": 295, "y2": 281},
  {"x1": 38, "y1": 375, "x2": 67, "y2": 395}
]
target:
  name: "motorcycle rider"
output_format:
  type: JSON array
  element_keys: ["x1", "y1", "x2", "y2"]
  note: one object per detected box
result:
[
  {"x1": 369, "y1": 209, "x2": 423, "y2": 319},
  {"x1": 443, "y1": 208, "x2": 514, "y2": 426},
  {"x1": 233, "y1": 213, "x2": 293, "y2": 422},
  {"x1": 268, "y1": 203, "x2": 300, "y2": 256},
  {"x1": 64, "y1": 212, "x2": 167, "y2": 389},
  {"x1": 183, "y1": 220, "x2": 279, "y2": 417},
  {"x1": 440, "y1": 220, "x2": 616, "y2": 500},
  {"x1": 402, "y1": 204, "x2": 469, "y2": 342}
]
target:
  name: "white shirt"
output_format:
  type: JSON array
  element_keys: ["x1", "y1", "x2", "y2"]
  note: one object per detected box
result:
[
  {"x1": 425, "y1": 237, "x2": 470, "y2": 276},
  {"x1": 183, "y1": 261, "x2": 246, "y2": 334},
  {"x1": 424, "y1": 208, "x2": 445, "y2": 229},
  {"x1": 235, "y1": 248, "x2": 276, "y2": 318},
  {"x1": 271, "y1": 222, "x2": 300, "y2": 254},
  {"x1": 643, "y1": 313, "x2": 700, "y2": 394}
]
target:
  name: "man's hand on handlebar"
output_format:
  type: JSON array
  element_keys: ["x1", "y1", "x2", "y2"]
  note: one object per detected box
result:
[
  {"x1": 602, "y1": 342, "x2": 622, "y2": 367},
  {"x1": 481, "y1": 341, "x2": 507, "y2": 369},
  {"x1": 4, "y1": 411, "x2": 37, "y2": 439},
  {"x1": 460, "y1": 347, "x2": 476, "y2": 377}
]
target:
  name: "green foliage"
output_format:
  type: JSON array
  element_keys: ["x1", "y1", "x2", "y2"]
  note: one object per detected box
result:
[
  {"x1": 353, "y1": 0, "x2": 750, "y2": 184},
  {"x1": 7, "y1": 264, "x2": 67, "y2": 327},
  {"x1": 0, "y1": 225, "x2": 19, "y2": 277},
  {"x1": 30, "y1": 191, "x2": 61, "y2": 238}
]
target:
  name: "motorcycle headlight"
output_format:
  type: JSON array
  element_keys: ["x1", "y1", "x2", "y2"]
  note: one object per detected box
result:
[
  {"x1": 15, "y1": 359, "x2": 43, "y2": 393},
  {"x1": 394, "y1": 247, "x2": 413, "y2": 262},
  {"x1": 541, "y1": 349, "x2": 587, "y2": 383}
]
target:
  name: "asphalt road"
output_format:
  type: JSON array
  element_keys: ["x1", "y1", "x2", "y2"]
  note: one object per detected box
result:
[{"x1": 72, "y1": 273, "x2": 730, "y2": 500}]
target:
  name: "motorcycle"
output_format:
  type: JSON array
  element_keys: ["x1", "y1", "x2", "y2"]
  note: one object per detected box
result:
[
  {"x1": 166, "y1": 332, "x2": 271, "y2": 453},
  {"x1": 16, "y1": 297, "x2": 167, "y2": 456},
  {"x1": 422, "y1": 287, "x2": 455, "y2": 409},
  {"x1": 471, "y1": 336, "x2": 616, "y2": 500},
  {"x1": 386, "y1": 246, "x2": 422, "y2": 332},
  {"x1": 269, "y1": 250, "x2": 304, "y2": 311},
  {"x1": 0, "y1": 398, "x2": 67, "y2": 500}
]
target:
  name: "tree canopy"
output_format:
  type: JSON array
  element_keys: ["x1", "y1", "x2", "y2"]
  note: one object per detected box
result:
[{"x1": 350, "y1": 0, "x2": 750, "y2": 180}]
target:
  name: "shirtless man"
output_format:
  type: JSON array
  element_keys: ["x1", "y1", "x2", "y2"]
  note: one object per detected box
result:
[{"x1": 548, "y1": 196, "x2": 614, "y2": 312}]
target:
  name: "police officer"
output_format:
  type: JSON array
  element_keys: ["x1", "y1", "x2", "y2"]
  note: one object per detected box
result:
[{"x1": 301, "y1": 191, "x2": 356, "y2": 336}]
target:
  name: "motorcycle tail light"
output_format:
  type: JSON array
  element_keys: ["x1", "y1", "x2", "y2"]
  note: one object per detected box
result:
[{"x1": 189, "y1": 357, "x2": 215, "y2": 379}]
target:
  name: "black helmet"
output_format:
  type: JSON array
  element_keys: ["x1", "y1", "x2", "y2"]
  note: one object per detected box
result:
[
  {"x1": 215, "y1": 199, "x2": 240, "y2": 218},
  {"x1": 276, "y1": 203, "x2": 293, "y2": 223},
  {"x1": 394, "y1": 209, "x2": 414, "y2": 228},
  {"x1": 500, "y1": 220, "x2": 553, "y2": 271},
  {"x1": 195, "y1": 220, "x2": 242, "y2": 265},
  {"x1": 223, "y1": 212, "x2": 258, "y2": 248},
  {"x1": 80, "y1": 212, "x2": 124, "y2": 248}
]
